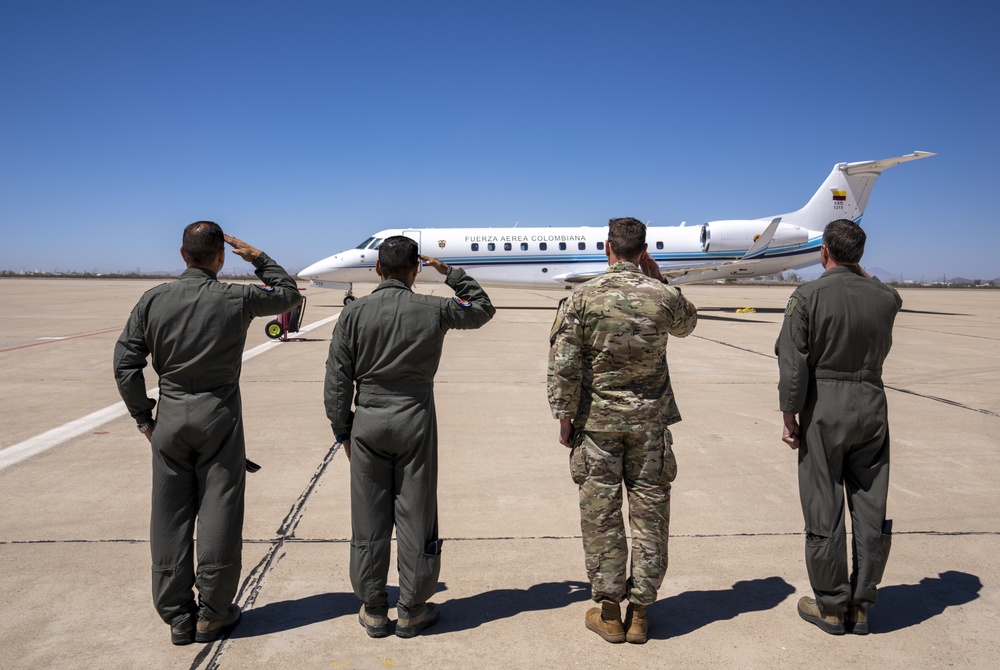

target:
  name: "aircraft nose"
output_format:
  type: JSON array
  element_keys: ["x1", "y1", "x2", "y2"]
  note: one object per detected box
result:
[{"x1": 298, "y1": 256, "x2": 336, "y2": 280}]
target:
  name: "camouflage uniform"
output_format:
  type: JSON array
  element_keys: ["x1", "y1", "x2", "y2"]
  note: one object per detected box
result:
[
  {"x1": 776, "y1": 265, "x2": 901, "y2": 614},
  {"x1": 548, "y1": 261, "x2": 697, "y2": 605}
]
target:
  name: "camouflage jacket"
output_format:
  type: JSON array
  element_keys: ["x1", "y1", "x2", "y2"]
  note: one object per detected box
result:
[{"x1": 547, "y1": 262, "x2": 698, "y2": 431}]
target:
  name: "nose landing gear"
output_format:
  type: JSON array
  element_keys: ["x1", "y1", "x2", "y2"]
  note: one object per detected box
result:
[{"x1": 344, "y1": 287, "x2": 356, "y2": 305}]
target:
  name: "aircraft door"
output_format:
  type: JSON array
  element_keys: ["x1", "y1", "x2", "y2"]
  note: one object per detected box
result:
[{"x1": 403, "y1": 230, "x2": 422, "y2": 272}]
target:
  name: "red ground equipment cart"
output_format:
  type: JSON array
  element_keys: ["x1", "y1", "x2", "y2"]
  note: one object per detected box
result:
[{"x1": 264, "y1": 294, "x2": 307, "y2": 341}]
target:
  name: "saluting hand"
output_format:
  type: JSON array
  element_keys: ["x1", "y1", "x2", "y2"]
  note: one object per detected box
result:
[
  {"x1": 420, "y1": 255, "x2": 450, "y2": 275},
  {"x1": 638, "y1": 251, "x2": 664, "y2": 282},
  {"x1": 225, "y1": 234, "x2": 262, "y2": 262}
]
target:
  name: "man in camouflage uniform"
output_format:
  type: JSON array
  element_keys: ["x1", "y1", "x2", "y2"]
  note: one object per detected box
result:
[
  {"x1": 325, "y1": 236, "x2": 495, "y2": 638},
  {"x1": 548, "y1": 217, "x2": 697, "y2": 644},
  {"x1": 776, "y1": 219, "x2": 901, "y2": 636},
  {"x1": 114, "y1": 221, "x2": 302, "y2": 644}
]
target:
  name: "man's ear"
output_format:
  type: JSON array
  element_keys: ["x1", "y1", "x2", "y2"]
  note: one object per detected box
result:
[
  {"x1": 180, "y1": 245, "x2": 189, "y2": 264},
  {"x1": 375, "y1": 260, "x2": 384, "y2": 279},
  {"x1": 605, "y1": 241, "x2": 612, "y2": 260}
]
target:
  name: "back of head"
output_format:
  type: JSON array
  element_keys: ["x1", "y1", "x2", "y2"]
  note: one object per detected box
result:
[
  {"x1": 823, "y1": 219, "x2": 866, "y2": 264},
  {"x1": 378, "y1": 235, "x2": 419, "y2": 279},
  {"x1": 607, "y1": 217, "x2": 646, "y2": 262},
  {"x1": 182, "y1": 221, "x2": 225, "y2": 267}
]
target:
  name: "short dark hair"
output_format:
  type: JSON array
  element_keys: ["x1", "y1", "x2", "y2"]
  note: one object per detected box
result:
[
  {"x1": 607, "y1": 217, "x2": 646, "y2": 261},
  {"x1": 182, "y1": 221, "x2": 225, "y2": 266},
  {"x1": 378, "y1": 235, "x2": 419, "y2": 277},
  {"x1": 823, "y1": 219, "x2": 866, "y2": 264}
]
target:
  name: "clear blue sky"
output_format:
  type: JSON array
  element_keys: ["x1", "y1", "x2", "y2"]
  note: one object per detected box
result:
[{"x1": 2, "y1": 1, "x2": 997, "y2": 280}]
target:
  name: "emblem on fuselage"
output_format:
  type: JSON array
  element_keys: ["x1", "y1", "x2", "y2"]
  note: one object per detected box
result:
[{"x1": 438, "y1": 240, "x2": 446, "y2": 248}]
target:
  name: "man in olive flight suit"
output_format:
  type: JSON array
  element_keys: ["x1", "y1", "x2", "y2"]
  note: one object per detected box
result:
[
  {"x1": 548, "y1": 217, "x2": 698, "y2": 644},
  {"x1": 325, "y1": 235, "x2": 495, "y2": 639},
  {"x1": 776, "y1": 218, "x2": 901, "y2": 636},
  {"x1": 114, "y1": 221, "x2": 301, "y2": 645}
]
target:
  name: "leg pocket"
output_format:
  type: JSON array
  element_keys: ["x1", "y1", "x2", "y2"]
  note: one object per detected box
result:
[
  {"x1": 569, "y1": 443, "x2": 588, "y2": 485},
  {"x1": 660, "y1": 429, "x2": 678, "y2": 483}
]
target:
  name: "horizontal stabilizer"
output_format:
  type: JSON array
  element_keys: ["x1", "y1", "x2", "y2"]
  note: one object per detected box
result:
[{"x1": 843, "y1": 151, "x2": 936, "y2": 176}]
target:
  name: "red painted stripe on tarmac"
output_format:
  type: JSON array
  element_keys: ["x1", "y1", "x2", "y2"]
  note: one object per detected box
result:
[{"x1": 0, "y1": 328, "x2": 122, "y2": 353}]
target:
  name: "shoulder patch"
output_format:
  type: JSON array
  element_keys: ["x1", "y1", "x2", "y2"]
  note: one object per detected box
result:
[
  {"x1": 452, "y1": 296, "x2": 472, "y2": 307},
  {"x1": 784, "y1": 296, "x2": 797, "y2": 317},
  {"x1": 256, "y1": 284, "x2": 275, "y2": 292}
]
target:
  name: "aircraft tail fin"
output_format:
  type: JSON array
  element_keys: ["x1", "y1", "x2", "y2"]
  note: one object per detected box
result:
[{"x1": 778, "y1": 151, "x2": 935, "y2": 229}]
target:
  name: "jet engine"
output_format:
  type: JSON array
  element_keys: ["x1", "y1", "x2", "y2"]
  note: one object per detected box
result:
[{"x1": 701, "y1": 220, "x2": 808, "y2": 253}]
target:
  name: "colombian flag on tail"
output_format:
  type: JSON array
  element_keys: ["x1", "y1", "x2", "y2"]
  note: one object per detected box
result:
[{"x1": 831, "y1": 189, "x2": 847, "y2": 201}]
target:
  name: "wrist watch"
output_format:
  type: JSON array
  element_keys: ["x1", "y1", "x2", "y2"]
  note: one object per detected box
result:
[
  {"x1": 137, "y1": 422, "x2": 154, "y2": 434},
  {"x1": 445, "y1": 265, "x2": 454, "y2": 277},
  {"x1": 336, "y1": 433, "x2": 350, "y2": 444}
]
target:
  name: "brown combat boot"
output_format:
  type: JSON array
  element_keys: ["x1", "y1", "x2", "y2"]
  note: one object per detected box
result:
[
  {"x1": 624, "y1": 603, "x2": 649, "y2": 644},
  {"x1": 585, "y1": 601, "x2": 625, "y2": 643},
  {"x1": 847, "y1": 605, "x2": 869, "y2": 635},
  {"x1": 797, "y1": 596, "x2": 845, "y2": 635}
]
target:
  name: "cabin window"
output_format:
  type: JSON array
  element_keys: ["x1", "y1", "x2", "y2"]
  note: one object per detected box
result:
[
  {"x1": 520, "y1": 242, "x2": 528, "y2": 251},
  {"x1": 488, "y1": 243, "x2": 496, "y2": 251},
  {"x1": 596, "y1": 242, "x2": 604, "y2": 250},
  {"x1": 578, "y1": 242, "x2": 586, "y2": 250},
  {"x1": 471, "y1": 243, "x2": 479, "y2": 251},
  {"x1": 559, "y1": 242, "x2": 567, "y2": 250},
  {"x1": 539, "y1": 242, "x2": 547, "y2": 251},
  {"x1": 656, "y1": 241, "x2": 664, "y2": 250},
  {"x1": 355, "y1": 236, "x2": 375, "y2": 250},
  {"x1": 504, "y1": 242, "x2": 512, "y2": 251}
]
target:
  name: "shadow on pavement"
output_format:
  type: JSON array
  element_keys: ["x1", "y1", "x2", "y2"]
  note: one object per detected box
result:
[
  {"x1": 649, "y1": 576, "x2": 796, "y2": 639},
  {"x1": 432, "y1": 580, "x2": 591, "y2": 634},
  {"x1": 230, "y1": 592, "x2": 360, "y2": 637},
  {"x1": 872, "y1": 570, "x2": 982, "y2": 634}
]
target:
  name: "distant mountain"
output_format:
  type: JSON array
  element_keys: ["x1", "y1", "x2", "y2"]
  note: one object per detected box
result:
[{"x1": 866, "y1": 266, "x2": 912, "y2": 282}]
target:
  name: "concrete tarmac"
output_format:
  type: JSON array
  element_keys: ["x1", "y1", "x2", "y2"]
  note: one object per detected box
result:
[{"x1": 1, "y1": 278, "x2": 997, "y2": 669}]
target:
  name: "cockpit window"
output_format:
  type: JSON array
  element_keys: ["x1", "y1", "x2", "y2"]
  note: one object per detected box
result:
[
  {"x1": 369, "y1": 238, "x2": 383, "y2": 249},
  {"x1": 355, "y1": 236, "x2": 375, "y2": 250}
]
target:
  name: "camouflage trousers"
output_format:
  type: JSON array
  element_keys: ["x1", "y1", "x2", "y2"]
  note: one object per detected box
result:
[{"x1": 570, "y1": 428, "x2": 677, "y2": 605}]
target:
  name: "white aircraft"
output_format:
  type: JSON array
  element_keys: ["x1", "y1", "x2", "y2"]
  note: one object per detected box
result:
[{"x1": 299, "y1": 152, "x2": 934, "y2": 303}]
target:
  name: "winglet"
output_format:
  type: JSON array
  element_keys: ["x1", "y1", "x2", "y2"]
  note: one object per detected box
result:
[{"x1": 741, "y1": 217, "x2": 782, "y2": 260}]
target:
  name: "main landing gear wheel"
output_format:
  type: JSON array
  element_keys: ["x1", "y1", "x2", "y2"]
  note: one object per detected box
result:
[
  {"x1": 265, "y1": 320, "x2": 285, "y2": 339},
  {"x1": 344, "y1": 292, "x2": 356, "y2": 305}
]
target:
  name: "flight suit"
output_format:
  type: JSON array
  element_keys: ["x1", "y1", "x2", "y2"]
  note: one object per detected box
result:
[
  {"x1": 325, "y1": 268, "x2": 495, "y2": 616},
  {"x1": 776, "y1": 265, "x2": 902, "y2": 614},
  {"x1": 548, "y1": 262, "x2": 698, "y2": 606},
  {"x1": 114, "y1": 253, "x2": 301, "y2": 626}
]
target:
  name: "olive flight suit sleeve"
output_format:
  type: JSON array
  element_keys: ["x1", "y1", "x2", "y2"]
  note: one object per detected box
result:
[
  {"x1": 244, "y1": 252, "x2": 303, "y2": 318},
  {"x1": 547, "y1": 292, "x2": 585, "y2": 421},
  {"x1": 324, "y1": 305, "x2": 356, "y2": 437},
  {"x1": 775, "y1": 289, "x2": 811, "y2": 415},
  {"x1": 113, "y1": 302, "x2": 156, "y2": 425},
  {"x1": 438, "y1": 267, "x2": 496, "y2": 330}
]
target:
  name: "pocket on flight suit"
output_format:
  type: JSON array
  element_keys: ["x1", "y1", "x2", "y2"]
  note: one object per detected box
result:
[
  {"x1": 869, "y1": 519, "x2": 893, "y2": 587},
  {"x1": 411, "y1": 540, "x2": 444, "y2": 605}
]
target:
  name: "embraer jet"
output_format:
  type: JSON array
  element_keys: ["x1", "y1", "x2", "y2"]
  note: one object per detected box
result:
[{"x1": 299, "y1": 152, "x2": 933, "y2": 303}]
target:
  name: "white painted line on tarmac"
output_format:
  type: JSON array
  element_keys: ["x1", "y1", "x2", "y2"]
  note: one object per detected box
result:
[{"x1": 0, "y1": 313, "x2": 341, "y2": 472}]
